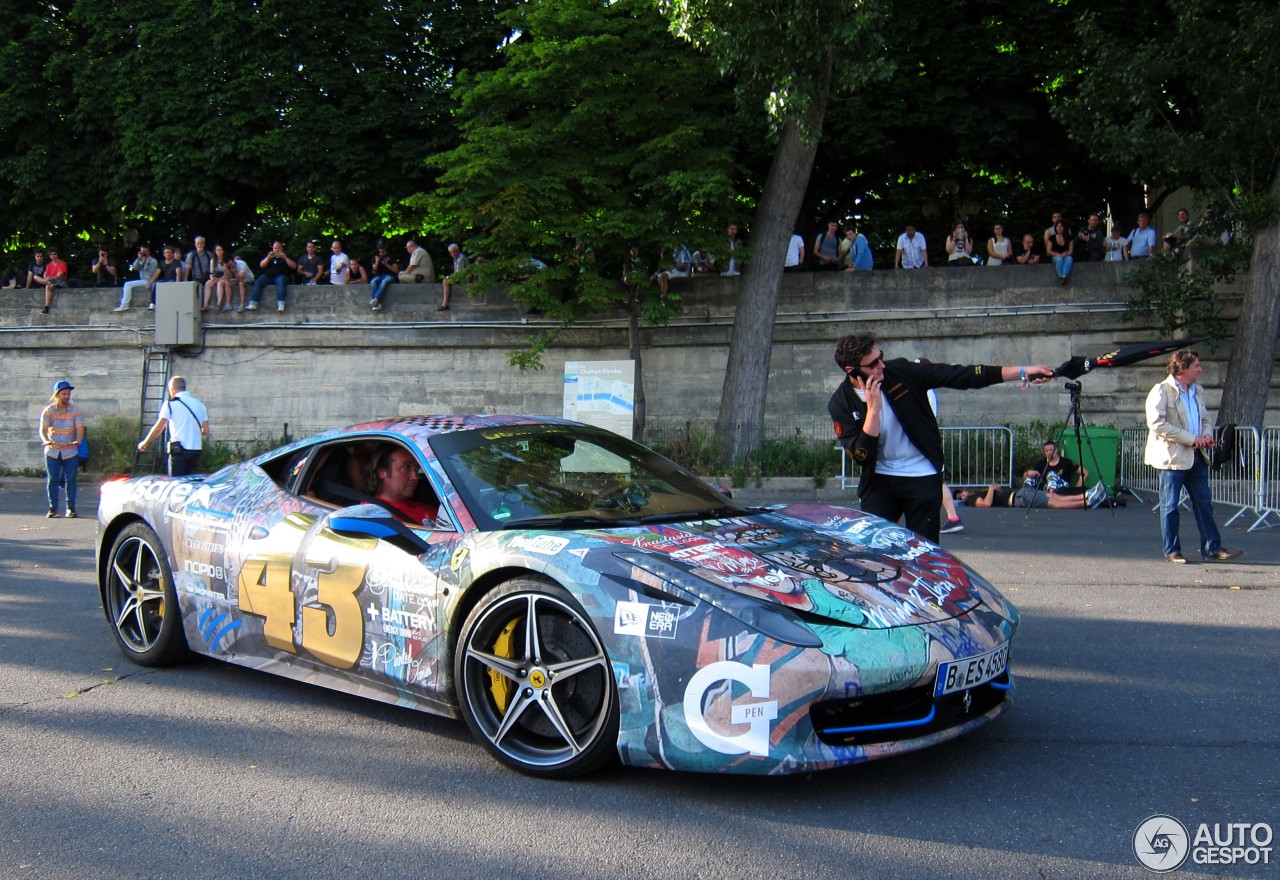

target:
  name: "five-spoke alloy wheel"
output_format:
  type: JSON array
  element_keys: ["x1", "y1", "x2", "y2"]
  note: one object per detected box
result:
[
  {"x1": 455, "y1": 578, "x2": 618, "y2": 777},
  {"x1": 102, "y1": 522, "x2": 189, "y2": 666}
]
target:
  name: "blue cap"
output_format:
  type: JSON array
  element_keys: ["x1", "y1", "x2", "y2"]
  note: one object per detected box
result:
[{"x1": 52, "y1": 380, "x2": 74, "y2": 392}]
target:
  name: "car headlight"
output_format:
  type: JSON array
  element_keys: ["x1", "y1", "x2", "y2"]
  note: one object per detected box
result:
[{"x1": 613, "y1": 552, "x2": 823, "y2": 648}]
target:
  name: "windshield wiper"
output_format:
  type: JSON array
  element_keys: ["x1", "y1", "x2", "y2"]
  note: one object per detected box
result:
[
  {"x1": 636, "y1": 506, "x2": 747, "y2": 524},
  {"x1": 501, "y1": 514, "x2": 643, "y2": 530}
]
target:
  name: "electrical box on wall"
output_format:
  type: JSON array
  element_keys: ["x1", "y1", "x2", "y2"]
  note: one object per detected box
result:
[{"x1": 154, "y1": 282, "x2": 201, "y2": 345}]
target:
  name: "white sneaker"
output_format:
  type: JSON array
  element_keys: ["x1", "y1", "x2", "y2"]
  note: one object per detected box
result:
[
  {"x1": 277, "y1": 302, "x2": 285, "y2": 313},
  {"x1": 1086, "y1": 481, "x2": 1107, "y2": 509},
  {"x1": 147, "y1": 303, "x2": 154, "y2": 310},
  {"x1": 246, "y1": 302, "x2": 258, "y2": 311},
  {"x1": 112, "y1": 305, "x2": 130, "y2": 312}
]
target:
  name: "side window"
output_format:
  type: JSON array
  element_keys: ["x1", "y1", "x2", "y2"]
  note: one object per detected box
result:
[
  {"x1": 258, "y1": 446, "x2": 312, "y2": 492},
  {"x1": 303, "y1": 443, "x2": 371, "y2": 506}
]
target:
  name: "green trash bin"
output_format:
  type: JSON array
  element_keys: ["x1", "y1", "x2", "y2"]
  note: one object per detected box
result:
[{"x1": 1060, "y1": 426, "x2": 1120, "y2": 490}]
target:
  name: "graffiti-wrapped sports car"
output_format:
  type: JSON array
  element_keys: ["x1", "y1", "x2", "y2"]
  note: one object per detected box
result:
[{"x1": 97, "y1": 416, "x2": 1018, "y2": 777}]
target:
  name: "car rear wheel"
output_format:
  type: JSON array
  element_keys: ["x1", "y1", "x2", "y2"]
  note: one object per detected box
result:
[
  {"x1": 103, "y1": 522, "x2": 190, "y2": 666},
  {"x1": 455, "y1": 578, "x2": 618, "y2": 778}
]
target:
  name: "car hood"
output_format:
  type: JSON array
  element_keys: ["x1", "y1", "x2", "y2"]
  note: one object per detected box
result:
[{"x1": 553, "y1": 503, "x2": 991, "y2": 630}]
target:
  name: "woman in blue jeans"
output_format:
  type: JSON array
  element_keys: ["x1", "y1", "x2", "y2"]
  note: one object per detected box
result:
[
  {"x1": 39, "y1": 380, "x2": 85, "y2": 517},
  {"x1": 1048, "y1": 220, "x2": 1074, "y2": 285}
]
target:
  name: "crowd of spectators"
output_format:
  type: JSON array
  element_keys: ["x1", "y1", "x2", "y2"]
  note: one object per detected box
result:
[
  {"x1": 4, "y1": 206, "x2": 1229, "y2": 313},
  {"x1": 760, "y1": 207, "x2": 1226, "y2": 279},
  {"x1": 4, "y1": 236, "x2": 452, "y2": 315}
]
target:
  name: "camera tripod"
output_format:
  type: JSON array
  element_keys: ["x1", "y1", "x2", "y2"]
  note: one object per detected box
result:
[{"x1": 1027, "y1": 380, "x2": 1123, "y2": 513}]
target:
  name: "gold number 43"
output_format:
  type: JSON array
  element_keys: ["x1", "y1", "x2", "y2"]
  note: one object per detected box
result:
[{"x1": 237, "y1": 532, "x2": 371, "y2": 669}]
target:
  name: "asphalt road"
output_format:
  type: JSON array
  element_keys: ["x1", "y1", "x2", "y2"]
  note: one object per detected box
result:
[{"x1": 1, "y1": 480, "x2": 1277, "y2": 880}]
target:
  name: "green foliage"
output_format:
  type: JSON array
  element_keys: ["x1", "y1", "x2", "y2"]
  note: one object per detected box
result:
[
  {"x1": 425, "y1": 0, "x2": 738, "y2": 368},
  {"x1": 811, "y1": 0, "x2": 1128, "y2": 252},
  {"x1": 0, "y1": 0, "x2": 515, "y2": 249},
  {"x1": 201, "y1": 434, "x2": 283, "y2": 473},
  {"x1": 86, "y1": 415, "x2": 145, "y2": 477},
  {"x1": 647, "y1": 424, "x2": 835, "y2": 482},
  {"x1": 1058, "y1": 0, "x2": 1280, "y2": 202},
  {"x1": 661, "y1": 0, "x2": 892, "y2": 139},
  {"x1": 1121, "y1": 254, "x2": 1228, "y2": 342}
]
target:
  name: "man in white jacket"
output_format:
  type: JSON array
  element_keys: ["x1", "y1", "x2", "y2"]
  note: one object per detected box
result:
[{"x1": 1144, "y1": 349, "x2": 1242, "y2": 564}]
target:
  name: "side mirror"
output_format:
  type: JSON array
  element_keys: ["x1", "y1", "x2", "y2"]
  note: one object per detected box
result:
[{"x1": 328, "y1": 514, "x2": 432, "y2": 554}]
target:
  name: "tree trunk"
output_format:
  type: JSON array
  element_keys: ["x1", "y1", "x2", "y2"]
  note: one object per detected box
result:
[
  {"x1": 627, "y1": 293, "x2": 647, "y2": 440},
  {"x1": 714, "y1": 111, "x2": 826, "y2": 463},
  {"x1": 1219, "y1": 177, "x2": 1280, "y2": 428}
]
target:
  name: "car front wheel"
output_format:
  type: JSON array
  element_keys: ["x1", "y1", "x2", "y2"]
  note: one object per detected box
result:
[
  {"x1": 102, "y1": 522, "x2": 189, "y2": 666},
  {"x1": 455, "y1": 578, "x2": 618, "y2": 778}
]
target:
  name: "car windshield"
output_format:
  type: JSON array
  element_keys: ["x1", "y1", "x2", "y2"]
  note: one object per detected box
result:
[{"x1": 429, "y1": 424, "x2": 740, "y2": 530}]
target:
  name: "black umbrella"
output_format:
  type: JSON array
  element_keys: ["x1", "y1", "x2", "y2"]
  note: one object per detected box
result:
[{"x1": 1053, "y1": 337, "x2": 1210, "y2": 380}]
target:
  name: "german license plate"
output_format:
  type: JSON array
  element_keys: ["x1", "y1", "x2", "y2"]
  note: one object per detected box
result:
[{"x1": 934, "y1": 643, "x2": 1009, "y2": 697}]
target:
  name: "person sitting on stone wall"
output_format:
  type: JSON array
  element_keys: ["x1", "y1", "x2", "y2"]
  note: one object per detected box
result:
[
  {"x1": 92, "y1": 249, "x2": 117, "y2": 286},
  {"x1": 368, "y1": 239, "x2": 400, "y2": 312},
  {"x1": 651, "y1": 241, "x2": 692, "y2": 297},
  {"x1": 248, "y1": 241, "x2": 296, "y2": 313},
  {"x1": 398, "y1": 240, "x2": 435, "y2": 284},
  {"x1": 438, "y1": 243, "x2": 467, "y2": 311}
]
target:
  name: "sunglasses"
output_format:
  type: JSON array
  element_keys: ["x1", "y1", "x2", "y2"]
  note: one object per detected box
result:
[{"x1": 859, "y1": 353, "x2": 884, "y2": 371}]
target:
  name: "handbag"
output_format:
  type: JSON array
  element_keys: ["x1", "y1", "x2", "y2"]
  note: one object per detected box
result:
[{"x1": 1210, "y1": 423, "x2": 1237, "y2": 470}]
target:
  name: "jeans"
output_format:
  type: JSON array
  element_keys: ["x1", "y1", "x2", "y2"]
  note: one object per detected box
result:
[
  {"x1": 1157, "y1": 455, "x2": 1222, "y2": 558},
  {"x1": 1052, "y1": 254, "x2": 1073, "y2": 278},
  {"x1": 251, "y1": 274, "x2": 288, "y2": 306},
  {"x1": 46, "y1": 455, "x2": 79, "y2": 512},
  {"x1": 370, "y1": 274, "x2": 396, "y2": 302},
  {"x1": 119, "y1": 279, "x2": 150, "y2": 308}
]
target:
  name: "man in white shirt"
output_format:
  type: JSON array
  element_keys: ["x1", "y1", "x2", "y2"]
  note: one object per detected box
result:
[
  {"x1": 137, "y1": 376, "x2": 210, "y2": 476},
  {"x1": 783, "y1": 232, "x2": 806, "y2": 272},
  {"x1": 895, "y1": 225, "x2": 928, "y2": 269},
  {"x1": 329, "y1": 240, "x2": 351, "y2": 285}
]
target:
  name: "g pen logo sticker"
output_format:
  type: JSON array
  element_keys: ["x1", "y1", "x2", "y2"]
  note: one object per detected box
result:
[
  {"x1": 1133, "y1": 814, "x2": 1190, "y2": 872},
  {"x1": 682, "y1": 661, "x2": 777, "y2": 757}
]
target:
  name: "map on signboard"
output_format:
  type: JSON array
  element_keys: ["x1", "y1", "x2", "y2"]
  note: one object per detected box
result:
[{"x1": 563, "y1": 360, "x2": 635, "y2": 439}]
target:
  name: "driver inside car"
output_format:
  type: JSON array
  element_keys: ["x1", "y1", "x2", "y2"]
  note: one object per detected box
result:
[{"x1": 366, "y1": 445, "x2": 439, "y2": 526}]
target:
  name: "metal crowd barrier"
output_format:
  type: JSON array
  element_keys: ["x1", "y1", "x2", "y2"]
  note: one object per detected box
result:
[
  {"x1": 1119, "y1": 424, "x2": 1279, "y2": 532},
  {"x1": 839, "y1": 426, "x2": 1015, "y2": 490}
]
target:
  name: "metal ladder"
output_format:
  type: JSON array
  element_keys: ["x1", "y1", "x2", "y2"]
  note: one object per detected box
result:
[{"x1": 132, "y1": 346, "x2": 171, "y2": 474}]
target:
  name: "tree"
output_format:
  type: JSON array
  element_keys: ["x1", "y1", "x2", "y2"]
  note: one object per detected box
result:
[
  {"x1": 1054, "y1": 0, "x2": 1280, "y2": 427},
  {"x1": 0, "y1": 0, "x2": 514, "y2": 252},
  {"x1": 425, "y1": 0, "x2": 738, "y2": 437},
  {"x1": 806, "y1": 0, "x2": 1136, "y2": 261},
  {"x1": 661, "y1": 0, "x2": 891, "y2": 462}
]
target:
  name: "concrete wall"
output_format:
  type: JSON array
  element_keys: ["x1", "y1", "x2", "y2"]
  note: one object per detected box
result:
[{"x1": 3, "y1": 263, "x2": 1276, "y2": 469}]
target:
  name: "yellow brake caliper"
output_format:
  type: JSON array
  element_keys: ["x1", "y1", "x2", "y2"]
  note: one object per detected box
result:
[{"x1": 488, "y1": 616, "x2": 521, "y2": 711}]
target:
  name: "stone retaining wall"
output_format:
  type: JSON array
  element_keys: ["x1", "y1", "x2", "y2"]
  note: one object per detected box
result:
[{"x1": 2, "y1": 263, "x2": 1275, "y2": 470}]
